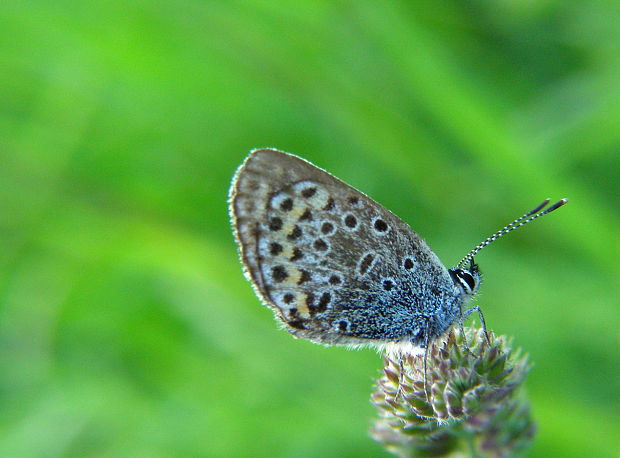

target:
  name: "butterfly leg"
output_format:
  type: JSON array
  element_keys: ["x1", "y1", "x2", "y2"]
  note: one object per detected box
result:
[
  {"x1": 422, "y1": 320, "x2": 431, "y2": 402},
  {"x1": 395, "y1": 356, "x2": 406, "y2": 401},
  {"x1": 461, "y1": 305, "x2": 490, "y2": 345}
]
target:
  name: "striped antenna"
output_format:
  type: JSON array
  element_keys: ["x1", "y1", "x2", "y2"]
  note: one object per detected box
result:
[{"x1": 456, "y1": 198, "x2": 568, "y2": 269}]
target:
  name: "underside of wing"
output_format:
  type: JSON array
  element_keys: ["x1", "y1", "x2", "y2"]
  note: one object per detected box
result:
[{"x1": 229, "y1": 148, "x2": 456, "y2": 345}]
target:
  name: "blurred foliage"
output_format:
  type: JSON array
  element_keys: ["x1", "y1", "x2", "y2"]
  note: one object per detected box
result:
[{"x1": 0, "y1": 1, "x2": 618, "y2": 456}]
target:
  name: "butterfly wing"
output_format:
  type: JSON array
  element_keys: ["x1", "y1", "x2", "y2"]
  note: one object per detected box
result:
[{"x1": 229, "y1": 148, "x2": 460, "y2": 345}]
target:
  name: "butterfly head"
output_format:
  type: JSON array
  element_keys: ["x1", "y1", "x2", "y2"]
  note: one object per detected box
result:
[
  {"x1": 449, "y1": 260, "x2": 481, "y2": 299},
  {"x1": 448, "y1": 197, "x2": 568, "y2": 300}
]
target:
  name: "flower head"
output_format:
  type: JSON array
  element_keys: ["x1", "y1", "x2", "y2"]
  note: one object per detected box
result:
[{"x1": 371, "y1": 327, "x2": 536, "y2": 457}]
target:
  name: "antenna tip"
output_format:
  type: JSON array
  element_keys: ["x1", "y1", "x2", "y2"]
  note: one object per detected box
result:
[{"x1": 546, "y1": 198, "x2": 569, "y2": 213}]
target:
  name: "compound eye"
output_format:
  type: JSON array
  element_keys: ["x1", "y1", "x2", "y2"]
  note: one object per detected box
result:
[
  {"x1": 460, "y1": 272, "x2": 476, "y2": 292},
  {"x1": 450, "y1": 268, "x2": 478, "y2": 294}
]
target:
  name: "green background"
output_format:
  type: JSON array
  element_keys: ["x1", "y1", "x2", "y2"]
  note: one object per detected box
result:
[{"x1": 1, "y1": 1, "x2": 618, "y2": 456}]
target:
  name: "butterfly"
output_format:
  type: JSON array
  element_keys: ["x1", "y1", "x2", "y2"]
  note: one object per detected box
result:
[{"x1": 229, "y1": 148, "x2": 567, "y2": 353}]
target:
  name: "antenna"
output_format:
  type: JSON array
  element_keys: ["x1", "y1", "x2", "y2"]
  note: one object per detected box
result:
[{"x1": 456, "y1": 198, "x2": 568, "y2": 269}]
